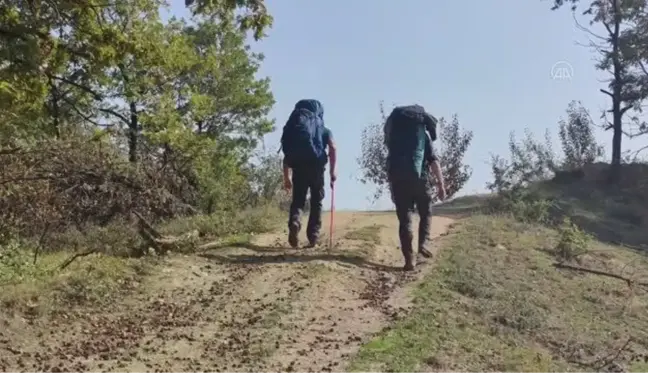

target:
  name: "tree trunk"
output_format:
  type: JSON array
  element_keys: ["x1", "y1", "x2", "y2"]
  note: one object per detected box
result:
[
  {"x1": 610, "y1": 0, "x2": 622, "y2": 183},
  {"x1": 47, "y1": 78, "x2": 60, "y2": 138},
  {"x1": 128, "y1": 101, "x2": 138, "y2": 163}
]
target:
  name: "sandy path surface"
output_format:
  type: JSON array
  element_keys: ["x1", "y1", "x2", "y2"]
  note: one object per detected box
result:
[{"x1": 0, "y1": 211, "x2": 455, "y2": 372}]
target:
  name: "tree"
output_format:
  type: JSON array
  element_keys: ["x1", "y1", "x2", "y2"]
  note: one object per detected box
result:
[
  {"x1": 0, "y1": 0, "x2": 277, "y2": 240},
  {"x1": 358, "y1": 102, "x2": 473, "y2": 203},
  {"x1": 0, "y1": 0, "x2": 273, "y2": 145},
  {"x1": 559, "y1": 101, "x2": 604, "y2": 169},
  {"x1": 145, "y1": 18, "x2": 275, "y2": 212},
  {"x1": 549, "y1": 0, "x2": 648, "y2": 181},
  {"x1": 487, "y1": 129, "x2": 556, "y2": 193}
]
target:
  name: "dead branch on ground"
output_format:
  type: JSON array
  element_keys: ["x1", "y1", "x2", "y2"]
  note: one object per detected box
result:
[
  {"x1": 553, "y1": 262, "x2": 648, "y2": 289},
  {"x1": 133, "y1": 211, "x2": 199, "y2": 255},
  {"x1": 58, "y1": 249, "x2": 97, "y2": 270}
]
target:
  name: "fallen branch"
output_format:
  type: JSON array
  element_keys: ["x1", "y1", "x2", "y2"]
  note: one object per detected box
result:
[
  {"x1": 593, "y1": 337, "x2": 632, "y2": 371},
  {"x1": 133, "y1": 211, "x2": 199, "y2": 255},
  {"x1": 58, "y1": 249, "x2": 96, "y2": 270},
  {"x1": 553, "y1": 262, "x2": 648, "y2": 289},
  {"x1": 566, "y1": 338, "x2": 633, "y2": 370},
  {"x1": 133, "y1": 211, "x2": 161, "y2": 239}
]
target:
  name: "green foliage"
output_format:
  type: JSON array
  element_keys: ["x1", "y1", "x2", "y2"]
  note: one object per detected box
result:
[
  {"x1": 487, "y1": 189, "x2": 554, "y2": 224},
  {"x1": 486, "y1": 102, "x2": 605, "y2": 225},
  {"x1": 0, "y1": 238, "x2": 41, "y2": 284},
  {"x1": 559, "y1": 101, "x2": 604, "y2": 170},
  {"x1": 358, "y1": 102, "x2": 473, "y2": 203},
  {"x1": 0, "y1": 0, "x2": 278, "y2": 249},
  {"x1": 159, "y1": 206, "x2": 282, "y2": 242},
  {"x1": 487, "y1": 129, "x2": 556, "y2": 194},
  {"x1": 555, "y1": 216, "x2": 591, "y2": 262},
  {"x1": 244, "y1": 149, "x2": 291, "y2": 210}
]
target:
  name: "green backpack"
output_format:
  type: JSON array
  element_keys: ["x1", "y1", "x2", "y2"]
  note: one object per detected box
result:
[{"x1": 384, "y1": 105, "x2": 435, "y2": 178}]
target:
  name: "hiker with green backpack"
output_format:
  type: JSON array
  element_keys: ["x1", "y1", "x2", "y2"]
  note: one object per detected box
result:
[
  {"x1": 384, "y1": 104, "x2": 446, "y2": 271},
  {"x1": 280, "y1": 99, "x2": 337, "y2": 248}
]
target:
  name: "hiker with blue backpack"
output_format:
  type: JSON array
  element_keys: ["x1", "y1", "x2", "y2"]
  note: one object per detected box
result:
[
  {"x1": 281, "y1": 99, "x2": 337, "y2": 248},
  {"x1": 384, "y1": 104, "x2": 446, "y2": 271}
]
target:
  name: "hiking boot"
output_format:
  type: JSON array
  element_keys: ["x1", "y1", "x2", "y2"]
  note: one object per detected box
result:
[
  {"x1": 288, "y1": 228, "x2": 299, "y2": 248},
  {"x1": 419, "y1": 247, "x2": 433, "y2": 258},
  {"x1": 305, "y1": 238, "x2": 320, "y2": 249},
  {"x1": 403, "y1": 251, "x2": 415, "y2": 271},
  {"x1": 403, "y1": 260, "x2": 415, "y2": 271}
]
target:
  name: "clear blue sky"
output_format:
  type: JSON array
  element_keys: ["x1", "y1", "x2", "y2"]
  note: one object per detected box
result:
[{"x1": 168, "y1": 0, "x2": 641, "y2": 211}]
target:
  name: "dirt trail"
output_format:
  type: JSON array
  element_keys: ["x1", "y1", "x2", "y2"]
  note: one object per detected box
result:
[{"x1": 1, "y1": 211, "x2": 454, "y2": 372}]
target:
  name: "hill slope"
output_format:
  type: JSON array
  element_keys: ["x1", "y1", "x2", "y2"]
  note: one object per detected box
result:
[
  {"x1": 5, "y1": 181, "x2": 648, "y2": 372},
  {"x1": 0, "y1": 211, "x2": 455, "y2": 372}
]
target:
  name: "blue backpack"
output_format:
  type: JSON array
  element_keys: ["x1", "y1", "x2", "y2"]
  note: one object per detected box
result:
[{"x1": 280, "y1": 99, "x2": 327, "y2": 167}]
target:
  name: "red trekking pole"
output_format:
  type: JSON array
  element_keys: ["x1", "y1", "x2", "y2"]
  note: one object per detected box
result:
[{"x1": 329, "y1": 183, "x2": 335, "y2": 250}]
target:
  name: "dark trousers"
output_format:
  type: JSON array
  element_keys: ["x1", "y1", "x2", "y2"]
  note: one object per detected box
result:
[
  {"x1": 288, "y1": 166, "x2": 325, "y2": 242},
  {"x1": 389, "y1": 172, "x2": 433, "y2": 260}
]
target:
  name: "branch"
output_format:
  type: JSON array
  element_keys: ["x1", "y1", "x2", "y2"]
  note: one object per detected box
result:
[
  {"x1": 631, "y1": 144, "x2": 648, "y2": 162},
  {"x1": 46, "y1": 73, "x2": 103, "y2": 101},
  {"x1": 60, "y1": 95, "x2": 103, "y2": 127},
  {"x1": 620, "y1": 105, "x2": 634, "y2": 115},
  {"x1": 600, "y1": 88, "x2": 613, "y2": 97},
  {"x1": 98, "y1": 107, "x2": 131, "y2": 126},
  {"x1": 554, "y1": 262, "x2": 648, "y2": 288},
  {"x1": 573, "y1": 12, "x2": 606, "y2": 40},
  {"x1": 639, "y1": 60, "x2": 648, "y2": 77},
  {"x1": 58, "y1": 250, "x2": 97, "y2": 270},
  {"x1": 133, "y1": 211, "x2": 161, "y2": 239}
]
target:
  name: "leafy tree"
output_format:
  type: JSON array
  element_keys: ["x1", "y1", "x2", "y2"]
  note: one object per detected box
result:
[
  {"x1": 559, "y1": 101, "x2": 604, "y2": 169},
  {"x1": 145, "y1": 18, "x2": 275, "y2": 211},
  {"x1": 0, "y1": 0, "x2": 277, "y2": 242},
  {"x1": 358, "y1": 102, "x2": 473, "y2": 203},
  {"x1": 549, "y1": 0, "x2": 648, "y2": 180},
  {"x1": 487, "y1": 129, "x2": 556, "y2": 193},
  {"x1": 0, "y1": 0, "x2": 273, "y2": 144}
]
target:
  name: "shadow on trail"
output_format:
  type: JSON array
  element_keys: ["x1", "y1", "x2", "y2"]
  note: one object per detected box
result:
[{"x1": 199, "y1": 242, "x2": 402, "y2": 272}]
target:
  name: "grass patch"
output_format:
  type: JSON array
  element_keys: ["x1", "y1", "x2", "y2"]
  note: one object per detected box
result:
[
  {"x1": 0, "y1": 239, "x2": 152, "y2": 315},
  {"x1": 344, "y1": 224, "x2": 385, "y2": 245},
  {"x1": 349, "y1": 215, "x2": 648, "y2": 372},
  {"x1": 160, "y1": 206, "x2": 282, "y2": 240},
  {"x1": 0, "y1": 206, "x2": 281, "y2": 316}
]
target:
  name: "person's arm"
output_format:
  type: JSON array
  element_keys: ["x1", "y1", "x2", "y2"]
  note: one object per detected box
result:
[
  {"x1": 282, "y1": 158, "x2": 292, "y2": 190},
  {"x1": 430, "y1": 160, "x2": 445, "y2": 190},
  {"x1": 425, "y1": 135, "x2": 446, "y2": 199},
  {"x1": 327, "y1": 134, "x2": 337, "y2": 184}
]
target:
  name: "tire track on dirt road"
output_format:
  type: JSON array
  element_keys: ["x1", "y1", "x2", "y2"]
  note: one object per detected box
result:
[{"x1": 0, "y1": 211, "x2": 455, "y2": 372}]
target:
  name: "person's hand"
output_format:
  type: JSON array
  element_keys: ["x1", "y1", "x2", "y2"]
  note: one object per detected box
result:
[
  {"x1": 283, "y1": 177, "x2": 292, "y2": 191},
  {"x1": 330, "y1": 171, "x2": 337, "y2": 188},
  {"x1": 437, "y1": 183, "x2": 447, "y2": 201}
]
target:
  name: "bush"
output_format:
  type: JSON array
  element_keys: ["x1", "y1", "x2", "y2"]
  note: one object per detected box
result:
[
  {"x1": 487, "y1": 190, "x2": 554, "y2": 224},
  {"x1": 554, "y1": 217, "x2": 591, "y2": 262},
  {"x1": 0, "y1": 137, "x2": 195, "y2": 241}
]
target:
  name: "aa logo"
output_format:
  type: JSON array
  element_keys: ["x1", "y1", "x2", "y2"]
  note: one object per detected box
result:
[{"x1": 551, "y1": 61, "x2": 573, "y2": 80}]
